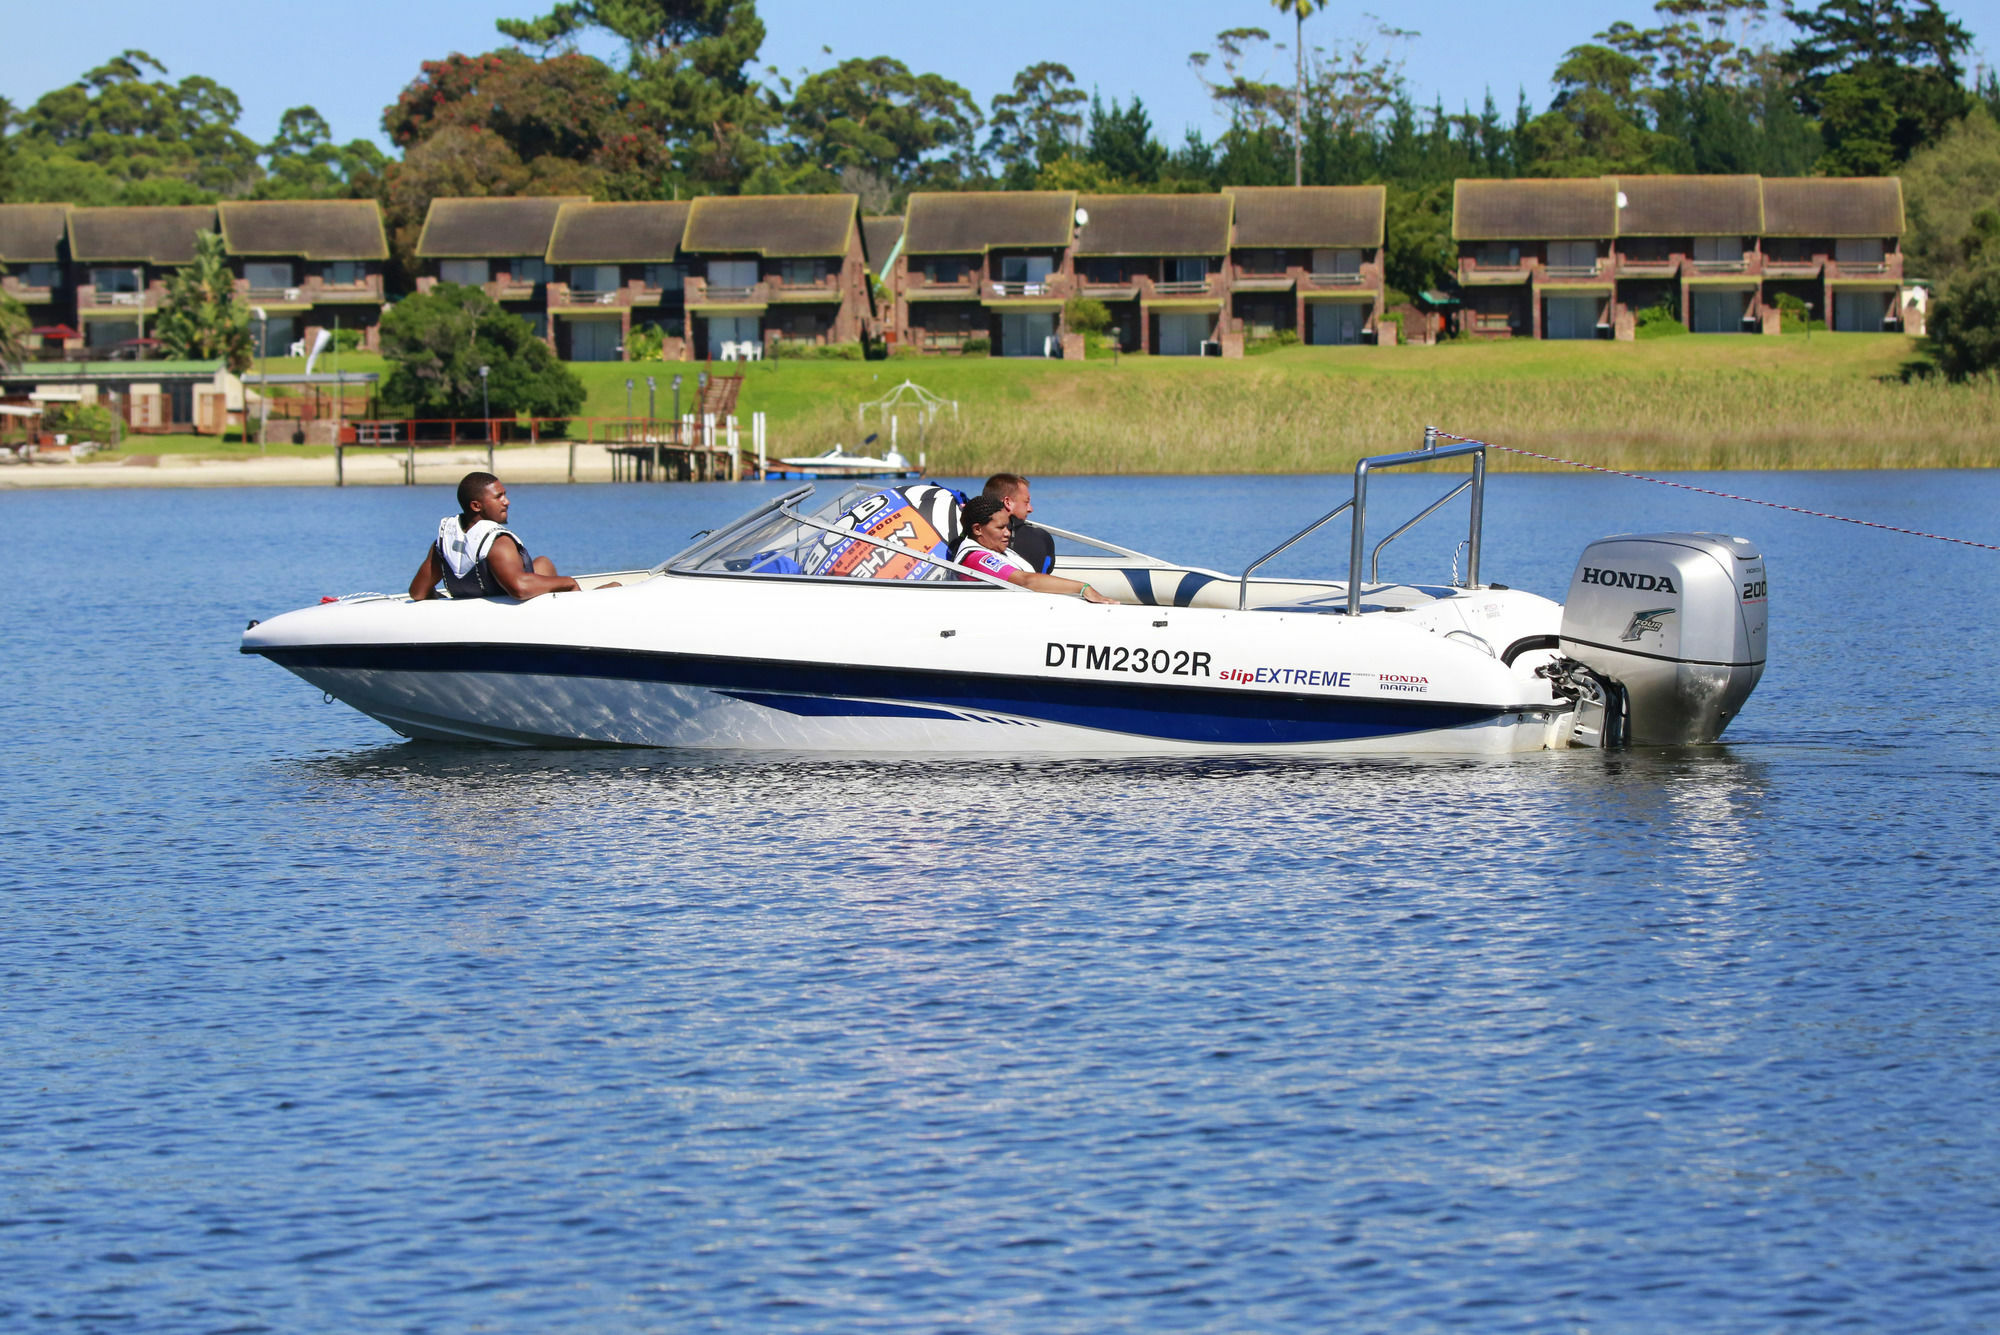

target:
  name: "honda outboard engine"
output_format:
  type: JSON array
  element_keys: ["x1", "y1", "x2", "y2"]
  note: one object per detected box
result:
[{"x1": 1556, "y1": 533, "x2": 1767, "y2": 746}]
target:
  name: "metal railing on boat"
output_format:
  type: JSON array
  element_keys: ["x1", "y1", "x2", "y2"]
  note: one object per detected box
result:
[{"x1": 1237, "y1": 427, "x2": 1486, "y2": 613}]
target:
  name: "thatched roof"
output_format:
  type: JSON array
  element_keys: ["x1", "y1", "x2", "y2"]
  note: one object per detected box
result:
[
  {"x1": 1453, "y1": 179, "x2": 1617, "y2": 240},
  {"x1": 903, "y1": 192, "x2": 1075, "y2": 254},
  {"x1": 1226, "y1": 186, "x2": 1384, "y2": 248},
  {"x1": 1612, "y1": 176, "x2": 1761, "y2": 237},
  {"x1": 1074, "y1": 195, "x2": 1231, "y2": 256},
  {"x1": 219, "y1": 200, "x2": 388, "y2": 260},
  {"x1": 68, "y1": 206, "x2": 218, "y2": 264},
  {"x1": 1760, "y1": 178, "x2": 1904, "y2": 237},
  {"x1": 0, "y1": 204, "x2": 71, "y2": 263},
  {"x1": 417, "y1": 196, "x2": 584, "y2": 258},
  {"x1": 683, "y1": 195, "x2": 857, "y2": 256},
  {"x1": 546, "y1": 201, "x2": 691, "y2": 263}
]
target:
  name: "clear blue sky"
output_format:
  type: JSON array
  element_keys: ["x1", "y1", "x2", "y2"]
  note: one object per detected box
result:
[{"x1": 6, "y1": 0, "x2": 1996, "y2": 150}]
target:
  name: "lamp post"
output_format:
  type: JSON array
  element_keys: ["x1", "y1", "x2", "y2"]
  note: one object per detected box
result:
[
  {"x1": 478, "y1": 364, "x2": 491, "y2": 468},
  {"x1": 671, "y1": 373, "x2": 682, "y2": 424},
  {"x1": 253, "y1": 306, "x2": 268, "y2": 453},
  {"x1": 647, "y1": 375, "x2": 659, "y2": 477},
  {"x1": 625, "y1": 376, "x2": 634, "y2": 423}
]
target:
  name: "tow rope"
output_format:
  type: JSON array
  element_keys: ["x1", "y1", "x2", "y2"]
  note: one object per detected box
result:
[{"x1": 1433, "y1": 429, "x2": 2000, "y2": 553}]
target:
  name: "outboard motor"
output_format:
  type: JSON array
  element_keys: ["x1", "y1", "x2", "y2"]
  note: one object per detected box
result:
[{"x1": 1556, "y1": 533, "x2": 1767, "y2": 746}]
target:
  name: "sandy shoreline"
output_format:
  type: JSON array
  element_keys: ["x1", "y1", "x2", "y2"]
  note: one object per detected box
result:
[{"x1": 0, "y1": 444, "x2": 675, "y2": 490}]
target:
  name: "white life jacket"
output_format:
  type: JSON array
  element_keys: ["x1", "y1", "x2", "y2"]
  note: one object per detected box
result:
[{"x1": 434, "y1": 517, "x2": 527, "y2": 598}]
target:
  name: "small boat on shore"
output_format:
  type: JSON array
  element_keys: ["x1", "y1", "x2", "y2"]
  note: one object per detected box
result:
[{"x1": 242, "y1": 433, "x2": 1768, "y2": 754}]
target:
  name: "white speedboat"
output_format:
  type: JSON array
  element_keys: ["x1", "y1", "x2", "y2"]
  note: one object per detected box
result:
[
  {"x1": 765, "y1": 443, "x2": 920, "y2": 481},
  {"x1": 242, "y1": 434, "x2": 1768, "y2": 754}
]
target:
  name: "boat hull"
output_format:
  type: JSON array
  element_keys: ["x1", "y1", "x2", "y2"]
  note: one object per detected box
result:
[{"x1": 245, "y1": 572, "x2": 1572, "y2": 756}]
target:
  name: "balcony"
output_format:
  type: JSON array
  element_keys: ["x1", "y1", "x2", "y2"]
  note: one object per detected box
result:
[
  {"x1": 1542, "y1": 263, "x2": 1601, "y2": 280},
  {"x1": 1231, "y1": 268, "x2": 1295, "y2": 291},
  {"x1": 1689, "y1": 259, "x2": 1749, "y2": 275},
  {"x1": 906, "y1": 272, "x2": 976, "y2": 294},
  {"x1": 1305, "y1": 271, "x2": 1366, "y2": 288},
  {"x1": 769, "y1": 278, "x2": 840, "y2": 302},
  {"x1": 77, "y1": 287, "x2": 157, "y2": 311},
  {"x1": 491, "y1": 279, "x2": 539, "y2": 301},
  {"x1": 1080, "y1": 280, "x2": 1139, "y2": 300},
  {"x1": 1457, "y1": 262, "x2": 1528, "y2": 286},
  {"x1": 1832, "y1": 261, "x2": 1889, "y2": 276},
  {"x1": 1615, "y1": 257, "x2": 1680, "y2": 277},
  {"x1": 1761, "y1": 259, "x2": 1822, "y2": 278},
  {"x1": 549, "y1": 282, "x2": 627, "y2": 309},
  {"x1": 248, "y1": 286, "x2": 305, "y2": 303},
  {"x1": 703, "y1": 285, "x2": 761, "y2": 303},
  {"x1": 987, "y1": 280, "x2": 1056, "y2": 298}
]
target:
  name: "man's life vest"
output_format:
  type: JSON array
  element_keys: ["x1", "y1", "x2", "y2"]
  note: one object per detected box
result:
[{"x1": 434, "y1": 516, "x2": 530, "y2": 598}]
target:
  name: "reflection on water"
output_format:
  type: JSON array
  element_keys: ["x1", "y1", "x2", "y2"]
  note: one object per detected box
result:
[{"x1": 4, "y1": 474, "x2": 2000, "y2": 1331}]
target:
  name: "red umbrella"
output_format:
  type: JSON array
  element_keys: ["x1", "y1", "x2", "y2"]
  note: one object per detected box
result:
[{"x1": 30, "y1": 324, "x2": 79, "y2": 339}]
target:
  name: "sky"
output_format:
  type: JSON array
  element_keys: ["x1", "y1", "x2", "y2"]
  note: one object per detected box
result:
[{"x1": 6, "y1": 0, "x2": 1998, "y2": 152}]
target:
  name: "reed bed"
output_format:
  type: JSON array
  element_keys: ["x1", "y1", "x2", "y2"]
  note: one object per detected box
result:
[{"x1": 773, "y1": 367, "x2": 2000, "y2": 476}]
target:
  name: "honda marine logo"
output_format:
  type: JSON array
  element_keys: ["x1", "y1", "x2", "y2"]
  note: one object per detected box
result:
[{"x1": 1581, "y1": 566, "x2": 1678, "y2": 593}]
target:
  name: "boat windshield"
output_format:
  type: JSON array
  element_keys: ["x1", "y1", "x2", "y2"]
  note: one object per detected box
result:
[{"x1": 663, "y1": 483, "x2": 968, "y2": 581}]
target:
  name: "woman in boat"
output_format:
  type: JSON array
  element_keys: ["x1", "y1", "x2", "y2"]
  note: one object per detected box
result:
[{"x1": 953, "y1": 495, "x2": 1115, "y2": 602}]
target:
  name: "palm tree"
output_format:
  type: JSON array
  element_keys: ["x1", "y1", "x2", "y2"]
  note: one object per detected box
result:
[{"x1": 1273, "y1": 0, "x2": 1322, "y2": 187}]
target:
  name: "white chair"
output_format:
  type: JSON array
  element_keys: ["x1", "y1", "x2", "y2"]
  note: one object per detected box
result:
[
  {"x1": 288, "y1": 339, "x2": 307, "y2": 357},
  {"x1": 720, "y1": 341, "x2": 740, "y2": 362},
  {"x1": 746, "y1": 342, "x2": 764, "y2": 361}
]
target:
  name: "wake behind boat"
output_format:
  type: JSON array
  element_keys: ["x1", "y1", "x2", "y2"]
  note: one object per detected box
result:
[{"x1": 241, "y1": 433, "x2": 1768, "y2": 754}]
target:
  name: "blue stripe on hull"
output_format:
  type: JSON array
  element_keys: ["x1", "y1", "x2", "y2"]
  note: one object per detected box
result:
[{"x1": 257, "y1": 643, "x2": 1511, "y2": 746}]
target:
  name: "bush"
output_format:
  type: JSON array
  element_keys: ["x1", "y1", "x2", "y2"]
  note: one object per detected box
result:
[
  {"x1": 961, "y1": 336, "x2": 991, "y2": 355},
  {"x1": 379, "y1": 283, "x2": 585, "y2": 419},
  {"x1": 332, "y1": 327, "x2": 362, "y2": 353},
  {"x1": 773, "y1": 341, "x2": 863, "y2": 360},
  {"x1": 1927, "y1": 262, "x2": 2000, "y2": 381},
  {"x1": 44, "y1": 402, "x2": 120, "y2": 443},
  {"x1": 1771, "y1": 292, "x2": 1824, "y2": 333},
  {"x1": 1064, "y1": 297, "x2": 1112, "y2": 335},
  {"x1": 1635, "y1": 301, "x2": 1688, "y2": 340},
  {"x1": 626, "y1": 323, "x2": 666, "y2": 361},
  {"x1": 1245, "y1": 329, "x2": 1300, "y2": 355}
]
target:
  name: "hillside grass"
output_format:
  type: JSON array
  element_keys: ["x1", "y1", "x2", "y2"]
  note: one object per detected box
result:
[{"x1": 115, "y1": 334, "x2": 2000, "y2": 473}]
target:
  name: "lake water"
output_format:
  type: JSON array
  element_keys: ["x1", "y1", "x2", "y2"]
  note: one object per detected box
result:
[{"x1": 4, "y1": 470, "x2": 1999, "y2": 1332}]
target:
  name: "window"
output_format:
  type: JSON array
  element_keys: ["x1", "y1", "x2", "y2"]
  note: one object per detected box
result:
[
  {"x1": 998, "y1": 311, "x2": 1056, "y2": 356},
  {"x1": 1309, "y1": 302, "x2": 1364, "y2": 345},
  {"x1": 644, "y1": 264, "x2": 683, "y2": 292},
  {"x1": 438, "y1": 259, "x2": 489, "y2": 286},
  {"x1": 1310, "y1": 249, "x2": 1362, "y2": 276},
  {"x1": 1832, "y1": 289, "x2": 1892, "y2": 331},
  {"x1": 1237, "y1": 249, "x2": 1285, "y2": 274},
  {"x1": 1081, "y1": 258, "x2": 1126, "y2": 285},
  {"x1": 778, "y1": 259, "x2": 825, "y2": 286},
  {"x1": 1689, "y1": 288, "x2": 1750, "y2": 333},
  {"x1": 21, "y1": 263, "x2": 62, "y2": 288},
  {"x1": 1835, "y1": 238, "x2": 1886, "y2": 265},
  {"x1": 512, "y1": 258, "x2": 551, "y2": 285},
  {"x1": 93, "y1": 267, "x2": 141, "y2": 294},
  {"x1": 323, "y1": 261, "x2": 365, "y2": 286},
  {"x1": 1765, "y1": 238, "x2": 1813, "y2": 263},
  {"x1": 253, "y1": 314, "x2": 298, "y2": 356},
  {"x1": 1620, "y1": 237, "x2": 1673, "y2": 263},
  {"x1": 1693, "y1": 236, "x2": 1744, "y2": 264},
  {"x1": 566, "y1": 317, "x2": 622, "y2": 361},
  {"x1": 245, "y1": 262, "x2": 294, "y2": 290},
  {"x1": 569, "y1": 265, "x2": 620, "y2": 293},
  {"x1": 86, "y1": 320, "x2": 139, "y2": 347},
  {"x1": 998, "y1": 254, "x2": 1054, "y2": 285},
  {"x1": 1165, "y1": 257, "x2": 1208, "y2": 284},
  {"x1": 1543, "y1": 295, "x2": 1599, "y2": 339},
  {"x1": 922, "y1": 256, "x2": 968, "y2": 283},
  {"x1": 1545, "y1": 241, "x2": 1596, "y2": 271},
  {"x1": 1156, "y1": 311, "x2": 1212, "y2": 355},
  {"x1": 707, "y1": 259, "x2": 759, "y2": 287},
  {"x1": 1473, "y1": 242, "x2": 1520, "y2": 268}
]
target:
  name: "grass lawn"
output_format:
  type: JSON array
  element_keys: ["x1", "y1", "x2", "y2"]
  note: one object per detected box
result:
[{"x1": 145, "y1": 334, "x2": 1995, "y2": 474}]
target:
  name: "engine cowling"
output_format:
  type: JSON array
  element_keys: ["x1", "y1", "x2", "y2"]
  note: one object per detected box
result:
[{"x1": 1558, "y1": 533, "x2": 1767, "y2": 746}]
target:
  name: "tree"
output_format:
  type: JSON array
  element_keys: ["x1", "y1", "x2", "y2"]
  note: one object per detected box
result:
[
  {"x1": 1383, "y1": 182, "x2": 1453, "y2": 298},
  {"x1": 154, "y1": 231, "x2": 252, "y2": 372},
  {"x1": 379, "y1": 283, "x2": 585, "y2": 419},
  {"x1": 496, "y1": 0, "x2": 776, "y2": 192},
  {"x1": 987, "y1": 63, "x2": 1087, "y2": 190},
  {"x1": 1272, "y1": 0, "x2": 1327, "y2": 187},
  {"x1": 0, "y1": 280, "x2": 28, "y2": 371},
  {"x1": 1085, "y1": 94, "x2": 1167, "y2": 185},
  {"x1": 257, "y1": 106, "x2": 387, "y2": 200},
  {"x1": 773, "y1": 56, "x2": 981, "y2": 195},
  {"x1": 1925, "y1": 261, "x2": 2000, "y2": 380},
  {"x1": 10, "y1": 51, "x2": 260, "y2": 202},
  {"x1": 1903, "y1": 105, "x2": 2000, "y2": 288},
  {"x1": 1781, "y1": 0, "x2": 1973, "y2": 170},
  {"x1": 379, "y1": 125, "x2": 602, "y2": 286}
]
